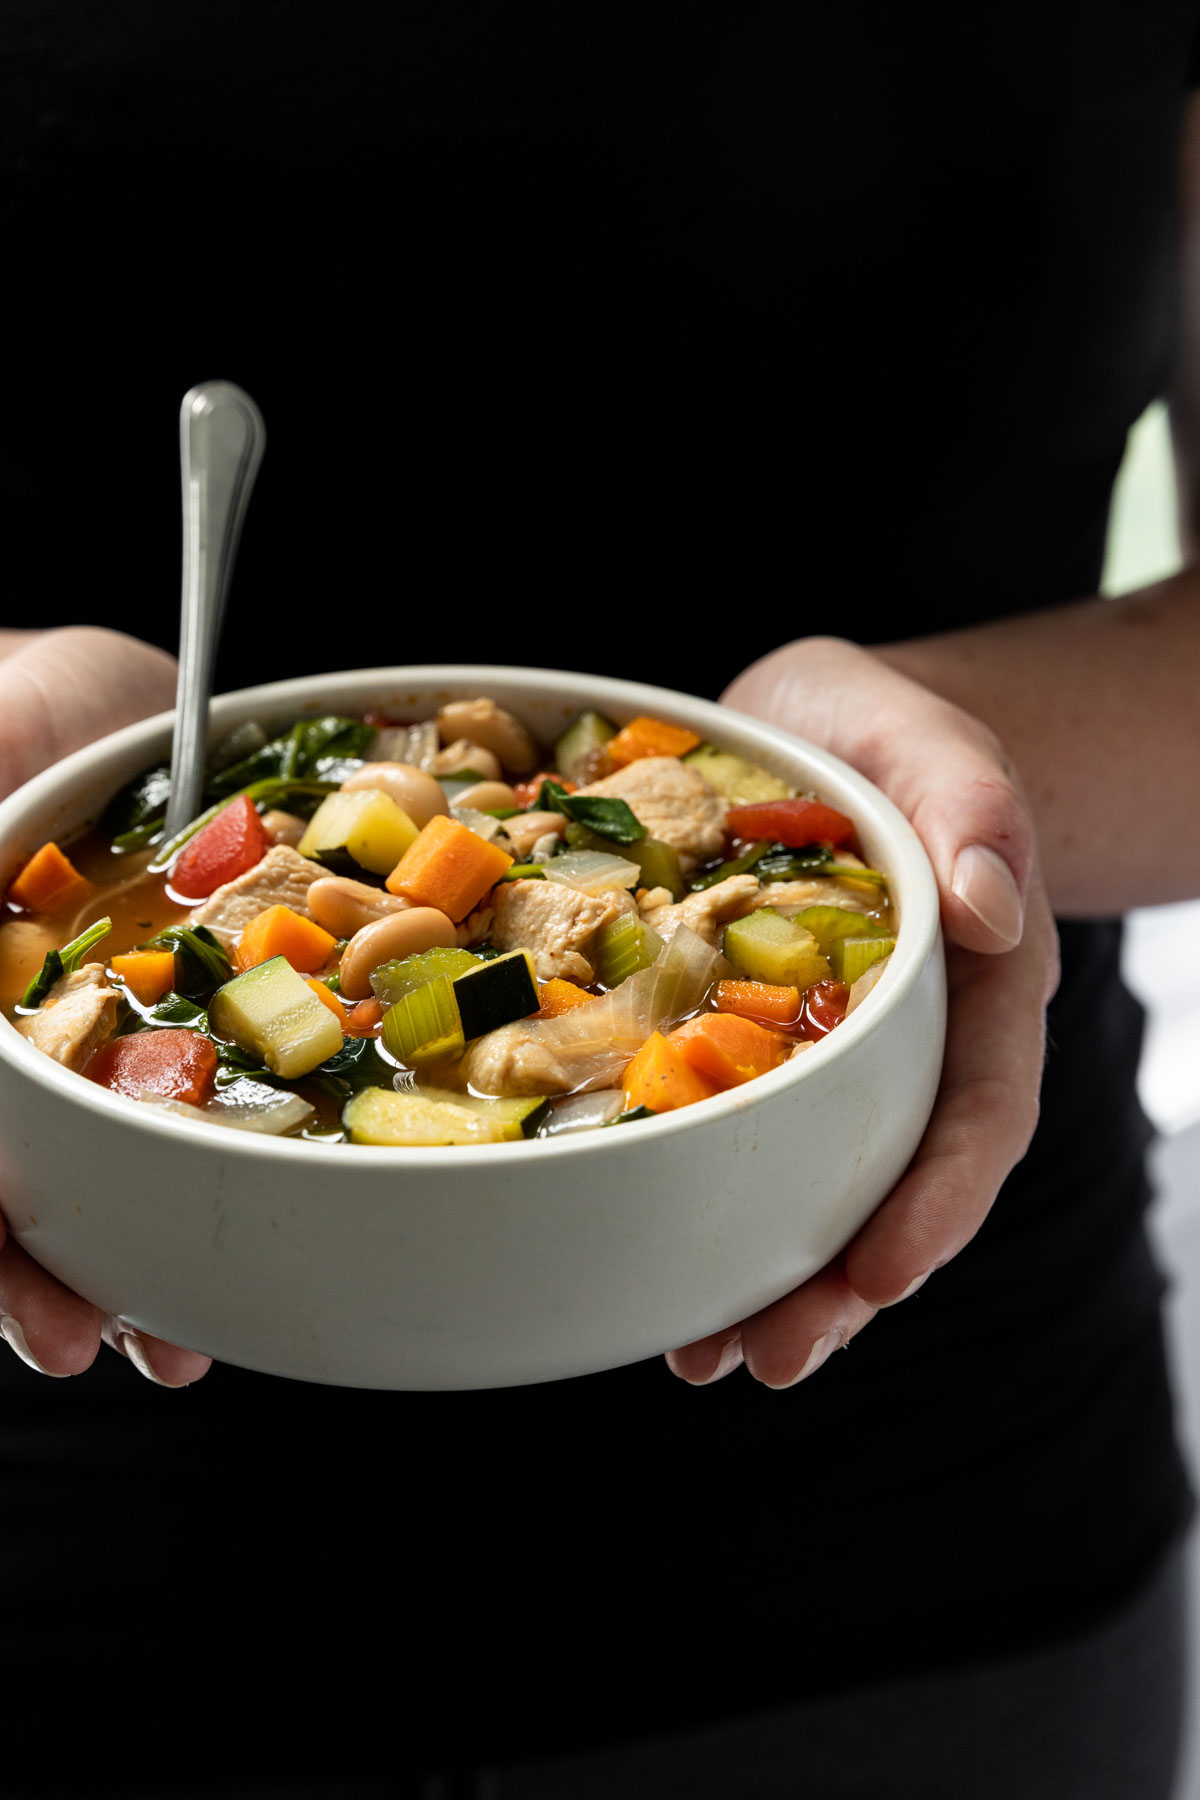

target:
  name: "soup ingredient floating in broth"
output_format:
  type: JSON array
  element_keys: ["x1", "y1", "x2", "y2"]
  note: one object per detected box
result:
[{"x1": 0, "y1": 697, "x2": 895, "y2": 1146}]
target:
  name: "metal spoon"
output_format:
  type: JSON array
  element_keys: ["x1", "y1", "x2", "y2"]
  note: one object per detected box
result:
[{"x1": 163, "y1": 380, "x2": 266, "y2": 840}]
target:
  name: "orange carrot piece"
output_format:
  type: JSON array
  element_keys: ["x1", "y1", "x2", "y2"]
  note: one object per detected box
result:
[
  {"x1": 305, "y1": 978, "x2": 352, "y2": 1031},
  {"x1": 622, "y1": 1030, "x2": 721, "y2": 1113},
  {"x1": 7, "y1": 842, "x2": 88, "y2": 913},
  {"x1": 534, "y1": 978, "x2": 594, "y2": 1019},
  {"x1": 605, "y1": 717, "x2": 702, "y2": 768},
  {"x1": 235, "y1": 905, "x2": 338, "y2": 974},
  {"x1": 385, "y1": 814, "x2": 513, "y2": 921},
  {"x1": 715, "y1": 979, "x2": 802, "y2": 1027},
  {"x1": 669, "y1": 1012, "x2": 788, "y2": 1091},
  {"x1": 111, "y1": 950, "x2": 178, "y2": 1006},
  {"x1": 344, "y1": 996, "x2": 384, "y2": 1037}
]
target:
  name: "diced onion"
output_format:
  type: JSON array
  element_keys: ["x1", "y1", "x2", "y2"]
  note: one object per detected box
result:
[
  {"x1": 367, "y1": 723, "x2": 439, "y2": 769},
  {"x1": 451, "y1": 805, "x2": 506, "y2": 842},
  {"x1": 136, "y1": 1081, "x2": 315, "y2": 1136},
  {"x1": 538, "y1": 1091, "x2": 626, "y2": 1136},
  {"x1": 543, "y1": 850, "x2": 641, "y2": 895}
]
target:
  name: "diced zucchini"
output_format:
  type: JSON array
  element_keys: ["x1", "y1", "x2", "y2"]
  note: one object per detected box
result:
[
  {"x1": 592, "y1": 912, "x2": 663, "y2": 987},
  {"x1": 682, "y1": 744, "x2": 792, "y2": 805},
  {"x1": 380, "y1": 978, "x2": 465, "y2": 1064},
  {"x1": 343, "y1": 1087, "x2": 511, "y2": 1146},
  {"x1": 830, "y1": 936, "x2": 895, "y2": 984},
  {"x1": 722, "y1": 908, "x2": 832, "y2": 990},
  {"x1": 370, "y1": 946, "x2": 481, "y2": 1008},
  {"x1": 297, "y1": 788, "x2": 419, "y2": 875},
  {"x1": 417, "y1": 1087, "x2": 552, "y2": 1140},
  {"x1": 789, "y1": 905, "x2": 879, "y2": 957},
  {"x1": 452, "y1": 950, "x2": 540, "y2": 1040},
  {"x1": 208, "y1": 955, "x2": 344, "y2": 1080},
  {"x1": 555, "y1": 710, "x2": 618, "y2": 784}
]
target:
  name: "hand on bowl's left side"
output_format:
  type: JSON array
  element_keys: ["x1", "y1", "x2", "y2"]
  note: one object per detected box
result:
[
  {"x1": 0, "y1": 627, "x2": 212, "y2": 1386},
  {"x1": 666, "y1": 637, "x2": 1060, "y2": 1390}
]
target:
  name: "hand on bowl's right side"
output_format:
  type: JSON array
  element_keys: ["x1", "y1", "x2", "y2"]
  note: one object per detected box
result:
[
  {"x1": 0, "y1": 628, "x2": 213, "y2": 1386},
  {"x1": 666, "y1": 637, "x2": 1061, "y2": 1390}
]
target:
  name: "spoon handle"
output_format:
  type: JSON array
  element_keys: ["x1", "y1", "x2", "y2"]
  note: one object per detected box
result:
[{"x1": 164, "y1": 381, "x2": 266, "y2": 839}]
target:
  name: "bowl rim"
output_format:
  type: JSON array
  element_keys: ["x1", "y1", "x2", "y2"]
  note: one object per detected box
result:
[{"x1": 0, "y1": 663, "x2": 943, "y2": 1169}]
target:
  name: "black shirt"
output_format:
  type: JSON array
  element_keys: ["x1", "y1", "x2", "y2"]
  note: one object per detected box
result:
[{"x1": 1, "y1": 3, "x2": 1196, "y2": 1783}]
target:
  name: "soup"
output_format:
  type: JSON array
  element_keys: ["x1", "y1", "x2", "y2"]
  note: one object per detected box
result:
[{"x1": 1, "y1": 698, "x2": 894, "y2": 1145}]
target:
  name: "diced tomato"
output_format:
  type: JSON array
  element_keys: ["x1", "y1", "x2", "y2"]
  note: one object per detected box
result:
[
  {"x1": 723, "y1": 799, "x2": 856, "y2": 849},
  {"x1": 171, "y1": 795, "x2": 271, "y2": 901},
  {"x1": 86, "y1": 1029, "x2": 219, "y2": 1105},
  {"x1": 344, "y1": 996, "x2": 384, "y2": 1037},
  {"x1": 797, "y1": 979, "x2": 850, "y2": 1041}
]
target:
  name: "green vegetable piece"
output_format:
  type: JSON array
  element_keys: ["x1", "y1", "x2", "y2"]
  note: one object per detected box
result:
[
  {"x1": 789, "y1": 906, "x2": 879, "y2": 957},
  {"x1": 498, "y1": 863, "x2": 547, "y2": 881},
  {"x1": 722, "y1": 908, "x2": 832, "y2": 990},
  {"x1": 344, "y1": 1087, "x2": 521, "y2": 1146},
  {"x1": 554, "y1": 710, "x2": 618, "y2": 785},
  {"x1": 370, "y1": 947, "x2": 481, "y2": 1008},
  {"x1": 592, "y1": 912, "x2": 663, "y2": 988},
  {"x1": 100, "y1": 764, "x2": 172, "y2": 840},
  {"x1": 536, "y1": 781, "x2": 645, "y2": 846},
  {"x1": 296, "y1": 788, "x2": 419, "y2": 875},
  {"x1": 208, "y1": 955, "x2": 344, "y2": 1080},
  {"x1": 140, "y1": 923, "x2": 233, "y2": 1000},
  {"x1": 20, "y1": 916, "x2": 113, "y2": 1010},
  {"x1": 754, "y1": 846, "x2": 888, "y2": 888},
  {"x1": 830, "y1": 936, "x2": 895, "y2": 984},
  {"x1": 689, "y1": 840, "x2": 772, "y2": 892},
  {"x1": 380, "y1": 977, "x2": 465, "y2": 1064},
  {"x1": 601, "y1": 1105, "x2": 658, "y2": 1127},
  {"x1": 682, "y1": 744, "x2": 792, "y2": 805},
  {"x1": 630, "y1": 837, "x2": 683, "y2": 899},
  {"x1": 452, "y1": 950, "x2": 541, "y2": 1040},
  {"x1": 418, "y1": 1087, "x2": 552, "y2": 1140}
]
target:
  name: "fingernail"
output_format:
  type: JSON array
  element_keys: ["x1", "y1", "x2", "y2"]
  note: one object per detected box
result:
[
  {"x1": 667, "y1": 1332, "x2": 742, "y2": 1386},
  {"x1": 951, "y1": 844, "x2": 1023, "y2": 946},
  {"x1": 884, "y1": 1269, "x2": 933, "y2": 1306},
  {"x1": 0, "y1": 1316, "x2": 71, "y2": 1377},
  {"x1": 764, "y1": 1327, "x2": 843, "y2": 1391},
  {"x1": 118, "y1": 1329, "x2": 188, "y2": 1389}
]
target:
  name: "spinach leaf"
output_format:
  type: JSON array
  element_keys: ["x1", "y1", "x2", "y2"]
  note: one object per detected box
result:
[
  {"x1": 139, "y1": 924, "x2": 233, "y2": 999},
  {"x1": 535, "y1": 781, "x2": 645, "y2": 845},
  {"x1": 20, "y1": 916, "x2": 113, "y2": 1010},
  {"x1": 208, "y1": 715, "x2": 374, "y2": 798},
  {"x1": 100, "y1": 765, "x2": 173, "y2": 839},
  {"x1": 306, "y1": 1036, "x2": 391, "y2": 1101}
]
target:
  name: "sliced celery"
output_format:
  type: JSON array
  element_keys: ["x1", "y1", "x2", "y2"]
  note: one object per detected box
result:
[
  {"x1": 370, "y1": 947, "x2": 481, "y2": 1008},
  {"x1": 830, "y1": 936, "x2": 895, "y2": 984},
  {"x1": 380, "y1": 977, "x2": 465, "y2": 1064},
  {"x1": 592, "y1": 913, "x2": 663, "y2": 988},
  {"x1": 790, "y1": 905, "x2": 879, "y2": 957},
  {"x1": 722, "y1": 908, "x2": 832, "y2": 990}
]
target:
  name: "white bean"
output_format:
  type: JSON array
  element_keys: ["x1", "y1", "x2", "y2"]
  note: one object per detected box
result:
[
  {"x1": 340, "y1": 762, "x2": 449, "y2": 828},
  {"x1": 338, "y1": 907, "x2": 460, "y2": 1000},
  {"x1": 307, "y1": 876, "x2": 411, "y2": 940}
]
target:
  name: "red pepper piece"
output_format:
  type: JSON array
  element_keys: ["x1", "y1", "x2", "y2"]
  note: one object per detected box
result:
[
  {"x1": 171, "y1": 795, "x2": 271, "y2": 901},
  {"x1": 86, "y1": 1029, "x2": 219, "y2": 1105},
  {"x1": 724, "y1": 798, "x2": 856, "y2": 849}
]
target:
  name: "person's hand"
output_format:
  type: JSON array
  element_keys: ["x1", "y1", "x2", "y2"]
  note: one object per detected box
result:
[
  {"x1": 0, "y1": 627, "x2": 214, "y2": 1386},
  {"x1": 666, "y1": 636, "x2": 1061, "y2": 1389}
]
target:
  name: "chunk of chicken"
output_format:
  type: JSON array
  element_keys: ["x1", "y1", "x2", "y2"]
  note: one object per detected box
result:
[
  {"x1": 575, "y1": 758, "x2": 726, "y2": 871},
  {"x1": 17, "y1": 965, "x2": 120, "y2": 1071},
  {"x1": 503, "y1": 811, "x2": 567, "y2": 860},
  {"x1": 190, "y1": 846, "x2": 323, "y2": 948},
  {"x1": 638, "y1": 873, "x2": 762, "y2": 946},
  {"x1": 461, "y1": 1022, "x2": 580, "y2": 1097},
  {"x1": 747, "y1": 878, "x2": 879, "y2": 916},
  {"x1": 488, "y1": 879, "x2": 624, "y2": 983}
]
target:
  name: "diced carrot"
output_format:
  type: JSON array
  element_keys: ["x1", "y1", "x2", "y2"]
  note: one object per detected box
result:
[
  {"x1": 512, "y1": 771, "x2": 578, "y2": 807},
  {"x1": 111, "y1": 950, "x2": 178, "y2": 1006},
  {"x1": 7, "y1": 842, "x2": 88, "y2": 913},
  {"x1": 344, "y1": 996, "x2": 383, "y2": 1037},
  {"x1": 86, "y1": 1029, "x2": 218, "y2": 1106},
  {"x1": 235, "y1": 905, "x2": 339, "y2": 974},
  {"x1": 622, "y1": 1030, "x2": 721, "y2": 1113},
  {"x1": 715, "y1": 979, "x2": 802, "y2": 1027},
  {"x1": 305, "y1": 978, "x2": 352, "y2": 1031},
  {"x1": 385, "y1": 814, "x2": 514, "y2": 921},
  {"x1": 605, "y1": 717, "x2": 702, "y2": 768},
  {"x1": 534, "y1": 978, "x2": 594, "y2": 1019},
  {"x1": 668, "y1": 1012, "x2": 788, "y2": 1090}
]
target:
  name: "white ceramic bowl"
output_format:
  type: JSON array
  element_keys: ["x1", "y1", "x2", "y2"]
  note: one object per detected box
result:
[{"x1": 0, "y1": 666, "x2": 946, "y2": 1389}]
